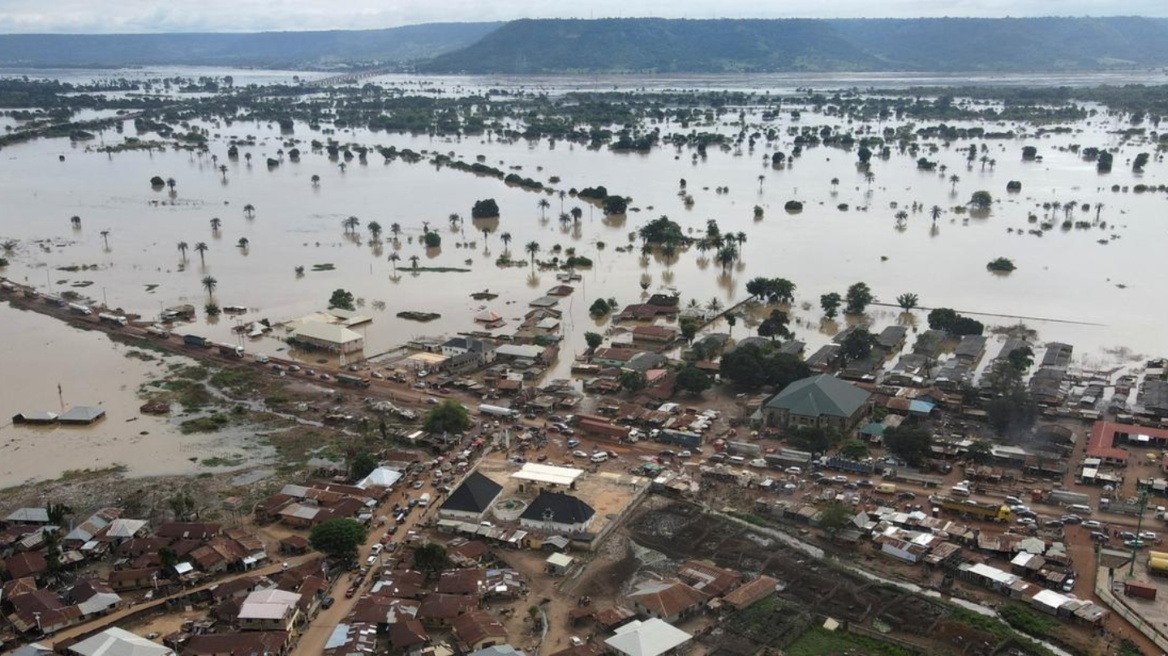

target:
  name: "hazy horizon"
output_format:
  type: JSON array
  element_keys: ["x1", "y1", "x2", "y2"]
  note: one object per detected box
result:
[{"x1": 0, "y1": 1, "x2": 1165, "y2": 35}]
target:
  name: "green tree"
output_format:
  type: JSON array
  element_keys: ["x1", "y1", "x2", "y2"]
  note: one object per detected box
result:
[
  {"x1": 309, "y1": 518, "x2": 367, "y2": 561},
  {"x1": 619, "y1": 370, "x2": 648, "y2": 392},
  {"x1": 589, "y1": 298, "x2": 612, "y2": 318},
  {"x1": 676, "y1": 366, "x2": 713, "y2": 396},
  {"x1": 884, "y1": 426, "x2": 932, "y2": 466},
  {"x1": 844, "y1": 282, "x2": 873, "y2": 315},
  {"x1": 525, "y1": 241, "x2": 541, "y2": 269},
  {"x1": 720, "y1": 344, "x2": 810, "y2": 392},
  {"x1": 817, "y1": 501, "x2": 854, "y2": 536},
  {"x1": 987, "y1": 257, "x2": 1016, "y2": 272},
  {"x1": 45, "y1": 502, "x2": 72, "y2": 525},
  {"x1": 584, "y1": 332, "x2": 604, "y2": 351},
  {"x1": 194, "y1": 241, "x2": 208, "y2": 265},
  {"x1": 414, "y1": 542, "x2": 450, "y2": 574},
  {"x1": 423, "y1": 400, "x2": 472, "y2": 435},
  {"x1": 329, "y1": 288, "x2": 356, "y2": 311},
  {"x1": 350, "y1": 452, "x2": 379, "y2": 480},
  {"x1": 969, "y1": 190, "x2": 994, "y2": 210},
  {"x1": 896, "y1": 293, "x2": 919, "y2": 312},
  {"x1": 423, "y1": 231, "x2": 442, "y2": 248},
  {"x1": 757, "y1": 309, "x2": 792, "y2": 341},
  {"x1": 201, "y1": 275, "x2": 218, "y2": 300},
  {"x1": 839, "y1": 439, "x2": 869, "y2": 460},
  {"x1": 840, "y1": 328, "x2": 876, "y2": 364},
  {"x1": 177, "y1": 241, "x2": 188, "y2": 261},
  {"x1": 472, "y1": 198, "x2": 500, "y2": 218},
  {"x1": 679, "y1": 318, "x2": 699, "y2": 344},
  {"x1": 1006, "y1": 345, "x2": 1034, "y2": 372},
  {"x1": 966, "y1": 440, "x2": 994, "y2": 464},
  {"x1": 367, "y1": 221, "x2": 383, "y2": 241},
  {"x1": 820, "y1": 292, "x2": 842, "y2": 319}
]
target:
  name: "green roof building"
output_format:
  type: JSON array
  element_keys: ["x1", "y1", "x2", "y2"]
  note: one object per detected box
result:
[{"x1": 763, "y1": 374, "x2": 871, "y2": 431}]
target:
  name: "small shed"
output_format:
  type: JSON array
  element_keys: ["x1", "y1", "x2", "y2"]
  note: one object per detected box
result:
[
  {"x1": 59, "y1": 406, "x2": 106, "y2": 425},
  {"x1": 546, "y1": 552, "x2": 574, "y2": 576}
]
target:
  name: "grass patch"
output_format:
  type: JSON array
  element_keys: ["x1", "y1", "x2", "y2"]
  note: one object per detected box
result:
[
  {"x1": 787, "y1": 627, "x2": 914, "y2": 656},
  {"x1": 180, "y1": 413, "x2": 230, "y2": 434},
  {"x1": 169, "y1": 364, "x2": 209, "y2": 380},
  {"x1": 999, "y1": 604, "x2": 1058, "y2": 638},
  {"x1": 210, "y1": 367, "x2": 258, "y2": 396},
  {"x1": 200, "y1": 455, "x2": 246, "y2": 467},
  {"x1": 265, "y1": 394, "x2": 290, "y2": 405}
]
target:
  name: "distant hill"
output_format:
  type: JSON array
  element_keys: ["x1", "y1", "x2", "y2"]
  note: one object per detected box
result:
[
  {"x1": 421, "y1": 17, "x2": 1168, "y2": 73},
  {"x1": 0, "y1": 22, "x2": 502, "y2": 69}
]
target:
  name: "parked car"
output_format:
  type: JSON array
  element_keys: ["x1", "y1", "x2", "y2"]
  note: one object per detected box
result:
[
  {"x1": 897, "y1": 491, "x2": 917, "y2": 500},
  {"x1": 322, "y1": 596, "x2": 335, "y2": 609},
  {"x1": 566, "y1": 438, "x2": 580, "y2": 448},
  {"x1": 1082, "y1": 520, "x2": 1102, "y2": 529},
  {"x1": 572, "y1": 450, "x2": 588, "y2": 458},
  {"x1": 1061, "y1": 514, "x2": 1082, "y2": 524},
  {"x1": 784, "y1": 466, "x2": 803, "y2": 475},
  {"x1": 856, "y1": 479, "x2": 874, "y2": 488},
  {"x1": 1062, "y1": 578, "x2": 1076, "y2": 592}
]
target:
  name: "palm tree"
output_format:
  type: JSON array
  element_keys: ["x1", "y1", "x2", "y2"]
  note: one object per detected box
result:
[
  {"x1": 338, "y1": 162, "x2": 347, "y2": 173},
  {"x1": 715, "y1": 243, "x2": 737, "y2": 270},
  {"x1": 757, "y1": 174, "x2": 765, "y2": 190},
  {"x1": 166, "y1": 177, "x2": 176, "y2": 192},
  {"x1": 949, "y1": 174, "x2": 960, "y2": 191},
  {"x1": 448, "y1": 213, "x2": 462, "y2": 230},
  {"x1": 201, "y1": 275, "x2": 217, "y2": 300},
  {"x1": 706, "y1": 297, "x2": 723, "y2": 312},
  {"x1": 558, "y1": 190, "x2": 566, "y2": 213},
  {"x1": 930, "y1": 205, "x2": 942, "y2": 223},
  {"x1": 894, "y1": 210, "x2": 909, "y2": 230},
  {"x1": 194, "y1": 241, "x2": 208, "y2": 265},
  {"x1": 311, "y1": 174, "x2": 320, "y2": 187},
  {"x1": 1094, "y1": 202, "x2": 1104, "y2": 223},
  {"x1": 500, "y1": 232, "x2": 512, "y2": 252},
  {"x1": 558, "y1": 212, "x2": 571, "y2": 226},
  {"x1": 177, "y1": 241, "x2": 189, "y2": 261},
  {"x1": 210, "y1": 217, "x2": 221, "y2": 232},
  {"x1": 219, "y1": 164, "x2": 228, "y2": 180},
  {"x1": 100, "y1": 230, "x2": 110, "y2": 249},
  {"x1": 244, "y1": 152, "x2": 252, "y2": 166},
  {"x1": 237, "y1": 237, "x2": 249, "y2": 250},
  {"x1": 409, "y1": 255, "x2": 420, "y2": 270},
  {"x1": 367, "y1": 221, "x2": 383, "y2": 241},
  {"x1": 735, "y1": 231, "x2": 747, "y2": 246},
  {"x1": 243, "y1": 204, "x2": 255, "y2": 218},
  {"x1": 525, "y1": 241, "x2": 540, "y2": 270},
  {"x1": 390, "y1": 223, "x2": 402, "y2": 241},
  {"x1": 388, "y1": 253, "x2": 400, "y2": 274},
  {"x1": 343, "y1": 216, "x2": 360, "y2": 233},
  {"x1": 538, "y1": 198, "x2": 550, "y2": 220},
  {"x1": 830, "y1": 177, "x2": 839, "y2": 191},
  {"x1": 896, "y1": 293, "x2": 919, "y2": 312},
  {"x1": 70, "y1": 215, "x2": 81, "y2": 228},
  {"x1": 865, "y1": 171, "x2": 875, "y2": 189}
]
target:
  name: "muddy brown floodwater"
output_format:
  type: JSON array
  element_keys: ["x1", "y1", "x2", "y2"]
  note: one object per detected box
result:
[
  {"x1": 0, "y1": 304, "x2": 260, "y2": 487},
  {"x1": 3, "y1": 69, "x2": 1168, "y2": 482}
]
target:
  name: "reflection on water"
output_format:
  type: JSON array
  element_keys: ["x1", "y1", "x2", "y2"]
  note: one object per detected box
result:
[{"x1": 0, "y1": 70, "x2": 1166, "y2": 481}]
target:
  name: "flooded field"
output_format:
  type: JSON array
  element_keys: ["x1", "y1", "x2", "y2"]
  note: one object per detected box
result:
[
  {"x1": 1, "y1": 69, "x2": 1167, "y2": 478},
  {"x1": 0, "y1": 304, "x2": 266, "y2": 487}
]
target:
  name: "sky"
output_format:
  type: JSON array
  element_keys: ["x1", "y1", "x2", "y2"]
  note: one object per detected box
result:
[{"x1": 0, "y1": 0, "x2": 1164, "y2": 34}]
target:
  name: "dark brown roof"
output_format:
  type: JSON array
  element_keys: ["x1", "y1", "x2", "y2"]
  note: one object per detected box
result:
[
  {"x1": 5, "y1": 551, "x2": 47, "y2": 578},
  {"x1": 723, "y1": 575, "x2": 778, "y2": 609},
  {"x1": 417, "y1": 593, "x2": 476, "y2": 621},
  {"x1": 677, "y1": 560, "x2": 742, "y2": 597},
  {"x1": 435, "y1": 568, "x2": 485, "y2": 595},
  {"x1": 629, "y1": 580, "x2": 708, "y2": 618},
  {"x1": 280, "y1": 534, "x2": 310, "y2": 548},
  {"x1": 451, "y1": 609, "x2": 507, "y2": 647},
  {"x1": 389, "y1": 618, "x2": 429, "y2": 648},
  {"x1": 184, "y1": 631, "x2": 289, "y2": 656},
  {"x1": 3, "y1": 577, "x2": 39, "y2": 599},
  {"x1": 107, "y1": 567, "x2": 159, "y2": 583}
]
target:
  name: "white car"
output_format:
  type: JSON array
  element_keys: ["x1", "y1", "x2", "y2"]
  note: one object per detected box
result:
[
  {"x1": 785, "y1": 466, "x2": 803, "y2": 475},
  {"x1": 572, "y1": 450, "x2": 588, "y2": 458},
  {"x1": 1140, "y1": 531, "x2": 1159, "y2": 541},
  {"x1": 1082, "y1": 520, "x2": 1102, "y2": 529}
]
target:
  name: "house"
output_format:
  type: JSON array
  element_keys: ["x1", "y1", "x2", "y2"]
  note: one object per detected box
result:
[
  {"x1": 67, "y1": 628, "x2": 175, "y2": 656},
  {"x1": 805, "y1": 344, "x2": 841, "y2": 372},
  {"x1": 451, "y1": 610, "x2": 508, "y2": 652},
  {"x1": 762, "y1": 374, "x2": 871, "y2": 431},
  {"x1": 182, "y1": 631, "x2": 289, "y2": 656},
  {"x1": 441, "y1": 337, "x2": 497, "y2": 367},
  {"x1": 546, "y1": 552, "x2": 575, "y2": 576},
  {"x1": 495, "y1": 344, "x2": 546, "y2": 363},
  {"x1": 107, "y1": 567, "x2": 159, "y2": 591},
  {"x1": 627, "y1": 580, "x2": 708, "y2": 623},
  {"x1": 68, "y1": 581, "x2": 122, "y2": 619},
  {"x1": 875, "y1": 325, "x2": 908, "y2": 352},
  {"x1": 9, "y1": 589, "x2": 83, "y2": 634},
  {"x1": 435, "y1": 568, "x2": 485, "y2": 596},
  {"x1": 238, "y1": 589, "x2": 302, "y2": 633},
  {"x1": 279, "y1": 503, "x2": 323, "y2": 528},
  {"x1": 440, "y1": 472, "x2": 503, "y2": 522},
  {"x1": 416, "y1": 593, "x2": 476, "y2": 626},
  {"x1": 631, "y1": 325, "x2": 677, "y2": 343},
  {"x1": 389, "y1": 619, "x2": 430, "y2": 652},
  {"x1": 604, "y1": 619, "x2": 692, "y2": 656},
  {"x1": 592, "y1": 347, "x2": 639, "y2": 367},
  {"x1": 293, "y1": 322, "x2": 364, "y2": 354},
  {"x1": 4, "y1": 507, "x2": 50, "y2": 524},
  {"x1": 954, "y1": 335, "x2": 988, "y2": 364},
  {"x1": 323, "y1": 623, "x2": 377, "y2": 656},
  {"x1": 722, "y1": 575, "x2": 778, "y2": 610},
  {"x1": 156, "y1": 522, "x2": 221, "y2": 540},
  {"x1": 5, "y1": 551, "x2": 48, "y2": 579},
  {"x1": 676, "y1": 560, "x2": 741, "y2": 597},
  {"x1": 255, "y1": 494, "x2": 296, "y2": 523},
  {"x1": 519, "y1": 491, "x2": 595, "y2": 534},
  {"x1": 471, "y1": 646, "x2": 525, "y2": 656},
  {"x1": 58, "y1": 406, "x2": 106, "y2": 425},
  {"x1": 280, "y1": 535, "x2": 311, "y2": 555}
]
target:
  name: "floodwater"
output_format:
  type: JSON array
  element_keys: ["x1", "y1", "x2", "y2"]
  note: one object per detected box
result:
[
  {"x1": 1, "y1": 69, "x2": 1167, "y2": 478},
  {"x1": 0, "y1": 304, "x2": 267, "y2": 487}
]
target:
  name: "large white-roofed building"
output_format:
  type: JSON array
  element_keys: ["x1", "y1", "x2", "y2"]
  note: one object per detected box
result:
[
  {"x1": 292, "y1": 322, "x2": 364, "y2": 354},
  {"x1": 510, "y1": 463, "x2": 583, "y2": 487}
]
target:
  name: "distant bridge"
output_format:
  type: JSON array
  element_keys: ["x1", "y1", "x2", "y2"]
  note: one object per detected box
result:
[{"x1": 308, "y1": 68, "x2": 396, "y2": 87}]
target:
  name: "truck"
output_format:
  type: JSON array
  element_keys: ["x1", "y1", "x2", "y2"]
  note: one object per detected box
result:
[
  {"x1": 98, "y1": 313, "x2": 128, "y2": 327},
  {"x1": 145, "y1": 325, "x2": 171, "y2": 339},
  {"x1": 822, "y1": 456, "x2": 876, "y2": 474},
  {"x1": 43, "y1": 294, "x2": 65, "y2": 307},
  {"x1": 576, "y1": 419, "x2": 630, "y2": 441},
  {"x1": 183, "y1": 334, "x2": 210, "y2": 348},
  {"x1": 875, "y1": 483, "x2": 898, "y2": 495},
  {"x1": 1036, "y1": 489, "x2": 1091, "y2": 507},
  {"x1": 0, "y1": 281, "x2": 17, "y2": 292},
  {"x1": 725, "y1": 441, "x2": 762, "y2": 457},
  {"x1": 937, "y1": 496, "x2": 1011, "y2": 522},
  {"x1": 478, "y1": 404, "x2": 518, "y2": 419},
  {"x1": 1148, "y1": 557, "x2": 1168, "y2": 577},
  {"x1": 68, "y1": 302, "x2": 92, "y2": 316},
  {"x1": 216, "y1": 343, "x2": 245, "y2": 359},
  {"x1": 418, "y1": 493, "x2": 431, "y2": 507},
  {"x1": 337, "y1": 373, "x2": 371, "y2": 388},
  {"x1": 1100, "y1": 498, "x2": 1144, "y2": 516},
  {"x1": 656, "y1": 429, "x2": 702, "y2": 449}
]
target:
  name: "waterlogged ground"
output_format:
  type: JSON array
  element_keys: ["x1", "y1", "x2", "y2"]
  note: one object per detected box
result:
[{"x1": 1, "y1": 70, "x2": 1167, "y2": 478}]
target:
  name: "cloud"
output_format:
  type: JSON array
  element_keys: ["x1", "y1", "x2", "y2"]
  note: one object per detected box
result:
[{"x1": 0, "y1": 0, "x2": 1163, "y2": 34}]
